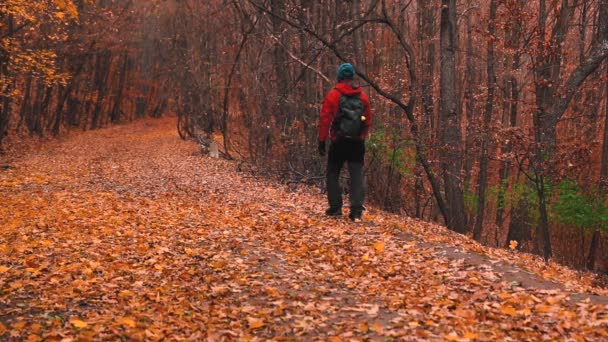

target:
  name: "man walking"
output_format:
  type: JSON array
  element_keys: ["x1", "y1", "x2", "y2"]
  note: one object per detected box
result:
[{"x1": 318, "y1": 63, "x2": 372, "y2": 221}]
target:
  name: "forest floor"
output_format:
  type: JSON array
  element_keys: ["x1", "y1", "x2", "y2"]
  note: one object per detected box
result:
[{"x1": 1, "y1": 118, "x2": 608, "y2": 341}]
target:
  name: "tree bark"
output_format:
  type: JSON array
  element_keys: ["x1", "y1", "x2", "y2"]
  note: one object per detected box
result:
[
  {"x1": 586, "y1": 229, "x2": 600, "y2": 270},
  {"x1": 111, "y1": 52, "x2": 129, "y2": 123},
  {"x1": 0, "y1": 14, "x2": 13, "y2": 148},
  {"x1": 463, "y1": 5, "x2": 476, "y2": 194},
  {"x1": 440, "y1": 0, "x2": 467, "y2": 233},
  {"x1": 601, "y1": 65, "x2": 608, "y2": 191},
  {"x1": 91, "y1": 50, "x2": 112, "y2": 130},
  {"x1": 497, "y1": 0, "x2": 523, "y2": 232},
  {"x1": 415, "y1": 0, "x2": 436, "y2": 219},
  {"x1": 473, "y1": 0, "x2": 497, "y2": 241},
  {"x1": 271, "y1": 0, "x2": 291, "y2": 122}
]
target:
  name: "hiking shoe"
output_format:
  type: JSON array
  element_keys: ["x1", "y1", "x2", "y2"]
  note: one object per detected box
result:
[
  {"x1": 349, "y1": 211, "x2": 362, "y2": 222},
  {"x1": 325, "y1": 207, "x2": 342, "y2": 217}
]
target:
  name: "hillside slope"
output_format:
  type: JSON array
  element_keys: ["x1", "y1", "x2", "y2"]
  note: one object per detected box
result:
[{"x1": 1, "y1": 118, "x2": 607, "y2": 340}]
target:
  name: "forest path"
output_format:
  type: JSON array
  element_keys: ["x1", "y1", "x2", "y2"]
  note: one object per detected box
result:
[{"x1": 1, "y1": 118, "x2": 607, "y2": 340}]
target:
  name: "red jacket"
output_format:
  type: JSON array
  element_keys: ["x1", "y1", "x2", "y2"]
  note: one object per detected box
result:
[{"x1": 319, "y1": 82, "x2": 372, "y2": 142}]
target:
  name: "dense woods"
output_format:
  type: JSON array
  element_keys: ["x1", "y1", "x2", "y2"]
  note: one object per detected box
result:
[{"x1": 2, "y1": 0, "x2": 608, "y2": 272}]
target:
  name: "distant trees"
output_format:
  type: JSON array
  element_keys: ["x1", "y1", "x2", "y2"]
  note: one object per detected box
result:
[
  {"x1": 163, "y1": 0, "x2": 608, "y2": 270},
  {"x1": 0, "y1": 0, "x2": 163, "y2": 150}
]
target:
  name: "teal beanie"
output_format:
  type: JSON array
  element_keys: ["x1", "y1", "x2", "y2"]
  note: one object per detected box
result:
[{"x1": 337, "y1": 63, "x2": 355, "y2": 81}]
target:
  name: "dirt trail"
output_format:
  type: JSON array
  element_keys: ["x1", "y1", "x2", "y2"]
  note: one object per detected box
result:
[{"x1": 1, "y1": 119, "x2": 607, "y2": 340}]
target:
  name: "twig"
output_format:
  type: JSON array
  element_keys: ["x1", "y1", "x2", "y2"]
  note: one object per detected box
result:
[{"x1": 270, "y1": 35, "x2": 332, "y2": 84}]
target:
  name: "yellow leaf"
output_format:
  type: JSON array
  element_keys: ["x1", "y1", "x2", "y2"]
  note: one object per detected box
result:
[
  {"x1": 0, "y1": 266, "x2": 10, "y2": 273},
  {"x1": 70, "y1": 319, "x2": 88, "y2": 328},
  {"x1": 361, "y1": 253, "x2": 370, "y2": 261},
  {"x1": 408, "y1": 321, "x2": 420, "y2": 327},
  {"x1": 373, "y1": 241, "x2": 385, "y2": 253},
  {"x1": 509, "y1": 240, "x2": 518, "y2": 250},
  {"x1": 500, "y1": 305, "x2": 517, "y2": 316},
  {"x1": 247, "y1": 317, "x2": 264, "y2": 329},
  {"x1": 118, "y1": 317, "x2": 136, "y2": 328}
]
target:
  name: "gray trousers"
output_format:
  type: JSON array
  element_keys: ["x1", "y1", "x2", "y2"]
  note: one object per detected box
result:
[{"x1": 327, "y1": 139, "x2": 365, "y2": 213}]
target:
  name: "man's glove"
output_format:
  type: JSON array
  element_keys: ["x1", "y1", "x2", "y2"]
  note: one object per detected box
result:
[{"x1": 318, "y1": 141, "x2": 326, "y2": 156}]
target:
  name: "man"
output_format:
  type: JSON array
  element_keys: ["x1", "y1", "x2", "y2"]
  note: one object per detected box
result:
[{"x1": 318, "y1": 63, "x2": 372, "y2": 221}]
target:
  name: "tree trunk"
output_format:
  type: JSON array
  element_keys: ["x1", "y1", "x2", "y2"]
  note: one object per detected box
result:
[
  {"x1": 439, "y1": 0, "x2": 467, "y2": 233},
  {"x1": 592, "y1": 66, "x2": 608, "y2": 270},
  {"x1": 0, "y1": 14, "x2": 13, "y2": 149},
  {"x1": 53, "y1": 55, "x2": 88, "y2": 135},
  {"x1": 601, "y1": 65, "x2": 608, "y2": 191},
  {"x1": 91, "y1": 50, "x2": 112, "y2": 130},
  {"x1": 111, "y1": 52, "x2": 129, "y2": 123},
  {"x1": 587, "y1": 230, "x2": 600, "y2": 270},
  {"x1": 497, "y1": 0, "x2": 523, "y2": 231},
  {"x1": 271, "y1": 0, "x2": 291, "y2": 122},
  {"x1": 463, "y1": 6, "x2": 476, "y2": 194},
  {"x1": 18, "y1": 76, "x2": 33, "y2": 131},
  {"x1": 473, "y1": 0, "x2": 497, "y2": 241},
  {"x1": 415, "y1": 0, "x2": 437, "y2": 220}
]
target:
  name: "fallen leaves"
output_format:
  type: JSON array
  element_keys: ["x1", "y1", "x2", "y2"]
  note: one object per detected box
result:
[
  {"x1": 500, "y1": 305, "x2": 518, "y2": 316},
  {"x1": 1, "y1": 119, "x2": 608, "y2": 340},
  {"x1": 373, "y1": 241, "x2": 385, "y2": 254},
  {"x1": 69, "y1": 319, "x2": 88, "y2": 328},
  {"x1": 117, "y1": 317, "x2": 137, "y2": 328},
  {"x1": 247, "y1": 317, "x2": 265, "y2": 329}
]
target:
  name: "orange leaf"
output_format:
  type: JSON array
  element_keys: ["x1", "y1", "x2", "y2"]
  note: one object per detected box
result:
[
  {"x1": 500, "y1": 305, "x2": 517, "y2": 316},
  {"x1": 70, "y1": 319, "x2": 88, "y2": 328},
  {"x1": 118, "y1": 317, "x2": 136, "y2": 328},
  {"x1": 373, "y1": 241, "x2": 385, "y2": 254},
  {"x1": 463, "y1": 332, "x2": 479, "y2": 339},
  {"x1": 247, "y1": 317, "x2": 264, "y2": 329},
  {"x1": 370, "y1": 322, "x2": 384, "y2": 333}
]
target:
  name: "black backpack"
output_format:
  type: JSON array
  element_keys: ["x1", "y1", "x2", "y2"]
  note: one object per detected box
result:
[{"x1": 332, "y1": 91, "x2": 365, "y2": 140}]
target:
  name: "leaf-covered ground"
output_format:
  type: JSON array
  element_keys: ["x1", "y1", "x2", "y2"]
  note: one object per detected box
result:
[{"x1": 1, "y1": 119, "x2": 607, "y2": 341}]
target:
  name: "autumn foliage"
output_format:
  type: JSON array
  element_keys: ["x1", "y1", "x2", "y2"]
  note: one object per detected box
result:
[
  {"x1": 132, "y1": 0, "x2": 608, "y2": 271},
  {"x1": 1, "y1": 119, "x2": 608, "y2": 340},
  {"x1": 2, "y1": 1, "x2": 608, "y2": 336}
]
